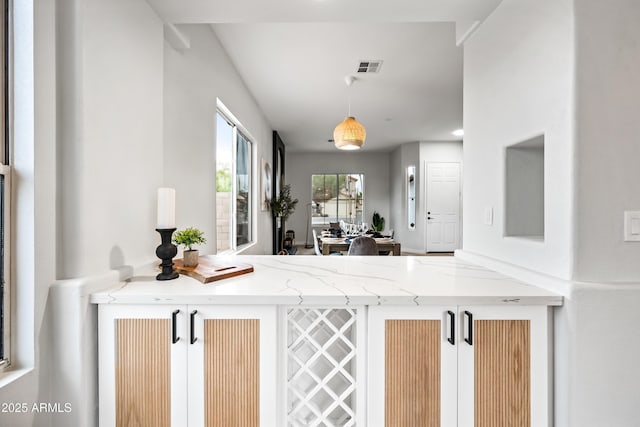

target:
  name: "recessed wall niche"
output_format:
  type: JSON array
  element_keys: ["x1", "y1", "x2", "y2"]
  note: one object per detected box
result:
[{"x1": 505, "y1": 135, "x2": 545, "y2": 239}]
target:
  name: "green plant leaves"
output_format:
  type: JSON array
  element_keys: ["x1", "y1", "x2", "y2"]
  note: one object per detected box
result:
[{"x1": 173, "y1": 227, "x2": 207, "y2": 251}]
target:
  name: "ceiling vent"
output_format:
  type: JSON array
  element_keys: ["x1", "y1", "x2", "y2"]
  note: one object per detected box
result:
[{"x1": 357, "y1": 60, "x2": 383, "y2": 73}]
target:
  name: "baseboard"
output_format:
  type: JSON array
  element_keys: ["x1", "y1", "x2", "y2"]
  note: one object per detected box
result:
[{"x1": 401, "y1": 247, "x2": 424, "y2": 254}]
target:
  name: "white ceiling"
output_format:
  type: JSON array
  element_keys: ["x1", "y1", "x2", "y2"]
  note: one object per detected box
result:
[{"x1": 147, "y1": 0, "x2": 504, "y2": 152}]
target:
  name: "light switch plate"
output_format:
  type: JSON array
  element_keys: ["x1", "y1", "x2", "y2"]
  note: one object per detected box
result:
[
  {"x1": 624, "y1": 211, "x2": 640, "y2": 241},
  {"x1": 484, "y1": 207, "x2": 493, "y2": 226}
]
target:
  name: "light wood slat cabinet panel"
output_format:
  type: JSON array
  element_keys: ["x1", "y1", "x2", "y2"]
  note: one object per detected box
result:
[
  {"x1": 116, "y1": 319, "x2": 171, "y2": 427},
  {"x1": 474, "y1": 320, "x2": 530, "y2": 427},
  {"x1": 99, "y1": 305, "x2": 277, "y2": 427},
  {"x1": 385, "y1": 320, "x2": 440, "y2": 427},
  {"x1": 204, "y1": 319, "x2": 259, "y2": 427}
]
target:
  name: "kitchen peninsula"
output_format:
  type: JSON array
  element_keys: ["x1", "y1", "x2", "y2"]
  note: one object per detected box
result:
[{"x1": 92, "y1": 255, "x2": 561, "y2": 426}]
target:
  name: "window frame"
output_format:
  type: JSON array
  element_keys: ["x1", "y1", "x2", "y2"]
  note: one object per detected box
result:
[
  {"x1": 234, "y1": 127, "x2": 253, "y2": 248},
  {"x1": 0, "y1": 0, "x2": 11, "y2": 372},
  {"x1": 0, "y1": 165, "x2": 10, "y2": 371},
  {"x1": 215, "y1": 104, "x2": 255, "y2": 254},
  {"x1": 311, "y1": 173, "x2": 365, "y2": 226}
]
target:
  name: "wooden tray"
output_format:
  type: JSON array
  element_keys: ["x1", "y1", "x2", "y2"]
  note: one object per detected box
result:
[{"x1": 173, "y1": 256, "x2": 254, "y2": 283}]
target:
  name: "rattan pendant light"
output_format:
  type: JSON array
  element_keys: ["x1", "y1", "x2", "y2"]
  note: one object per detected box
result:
[{"x1": 333, "y1": 76, "x2": 366, "y2": 150}]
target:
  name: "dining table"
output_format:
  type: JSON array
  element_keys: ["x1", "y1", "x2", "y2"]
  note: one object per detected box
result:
[{"x1": 319, "y1": 235, "x2": 401, "y2": 256}]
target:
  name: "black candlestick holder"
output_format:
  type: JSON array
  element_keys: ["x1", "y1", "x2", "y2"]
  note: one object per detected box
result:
[{"x1": 156, "y1": 228, "x2": 179, "y2": 280}]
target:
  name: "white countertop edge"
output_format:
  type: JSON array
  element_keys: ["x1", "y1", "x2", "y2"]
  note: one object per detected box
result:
[{"x1": 90, "y1": 294, "x2": 562, "y2": 306}]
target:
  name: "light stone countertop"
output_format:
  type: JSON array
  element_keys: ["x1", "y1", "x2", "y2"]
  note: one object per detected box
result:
[{"x1": 90, "y1": 255, "x2": 563, "y2": 306}]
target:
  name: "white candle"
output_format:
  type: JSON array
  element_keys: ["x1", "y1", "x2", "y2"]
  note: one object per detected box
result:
[{"x1": 157, "y1": 188, "x2": 176, "y2": 229}]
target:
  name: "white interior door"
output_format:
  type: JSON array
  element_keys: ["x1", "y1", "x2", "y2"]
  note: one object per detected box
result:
[{"x1": 426, "y1": 162, "x2": 461, "y2": 252}]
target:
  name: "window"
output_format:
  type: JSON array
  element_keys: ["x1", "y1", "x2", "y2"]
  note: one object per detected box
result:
[
  {"x1": 216, "y1": 110, "x2": 253, "y2": 253},
  {"x1": 0, "y1": 0, "x2": 10, "y2": 371},
  {"x1": 311, "y1": 174, "x2": 364, "y2": 225}
]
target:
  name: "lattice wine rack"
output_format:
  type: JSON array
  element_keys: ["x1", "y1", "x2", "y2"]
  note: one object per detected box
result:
[{"x1": 286, "y1": 307, "x2": 364, "y2": 426}]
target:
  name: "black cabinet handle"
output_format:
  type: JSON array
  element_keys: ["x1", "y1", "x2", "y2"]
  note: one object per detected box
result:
[
  {"x1": 464, "y1": 310, "x2": 473, "y2": 345},
  {"x1": 171, "y1": 310, "x2": 180, "y2": 344},
  {"x1": 447, "y1": 310, "x2": 455, "y2": 345},
  {"x1": 190, "y1": 310, "x2": 198, "y2": 344}
]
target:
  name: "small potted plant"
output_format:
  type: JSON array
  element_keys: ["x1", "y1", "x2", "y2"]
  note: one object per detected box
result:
[
  {"x1": 173, "y1": 227, "x2": 207, "y2": 267},
  {"x1": 371, "y1": 211, "x2": 385, "y2": 233}
]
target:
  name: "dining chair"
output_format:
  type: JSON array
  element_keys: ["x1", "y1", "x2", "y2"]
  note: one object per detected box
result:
[
  {"x1": 347, "y1": 236, "x2": 378, "y2": 256},
  {"x1": 313, "y1": 228, "x2": 343, "y2": 256},
  {"x1": 378, "y1": 229, "x2": 395, "y2": 255},
  {"x1": 312, "y1": 229, "x2": 323, "y2": 256}
]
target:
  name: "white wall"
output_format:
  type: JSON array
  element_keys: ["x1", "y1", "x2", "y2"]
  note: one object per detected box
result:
[
  {"x1": 566, "y1": 283, "x2": 640, "y2": 426},
  {"x1": 463, "y1": 0, "x2": 574, "y2": 280},
  {"x1": 568, "y1": 1, "x2": 640, "y2": 424},
  {"x1": 286, "y1": 152, "x2": 390, "y2": 247},
  {"x1": 164, "y1": 25, "x2": 273, "y2": 256},
  {"x1": 573, "y1": 0, "x2": 640, "y2": 282},
  {"x1": 58, "y1": 0, "x2": 165, "y2": 279}
]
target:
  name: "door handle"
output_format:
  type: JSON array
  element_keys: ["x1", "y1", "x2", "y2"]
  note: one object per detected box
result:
[
  {"x1": 190, "y1": 310, "x2": 198, "y2": 344},
  {"x1": 171, "y1": 310, "x2": 180, "y2": 344},
  {"x1": 447, "y1": 310, "x2": 455, "y2": 345},
  {"x1": 464, "y1": 310, "x2": 473, "y2": 345}
]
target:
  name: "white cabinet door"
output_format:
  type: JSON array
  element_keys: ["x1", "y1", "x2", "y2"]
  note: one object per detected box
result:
[
  {"x1": 187, "y1": 305, "x2": 277, "y2": 427},
  {"x1": 98, "y1": 305, "x2": 189, "y2": 427},
  {"x1": 368, "y1": 306, "x2": 458, "y2": 427},
  {"x1": 457, "y1": 305, "x2": 550, "y2": 427}
]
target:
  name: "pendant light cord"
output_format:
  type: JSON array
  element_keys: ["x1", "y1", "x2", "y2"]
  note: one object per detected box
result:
[{"x1": 345, "y1": 75, "x2": 355, "y2": 117}]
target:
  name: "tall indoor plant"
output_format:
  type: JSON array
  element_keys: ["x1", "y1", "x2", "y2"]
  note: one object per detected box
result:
[{"x1": 270, "y1": 184, "x2": 298, "y2": 251}]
